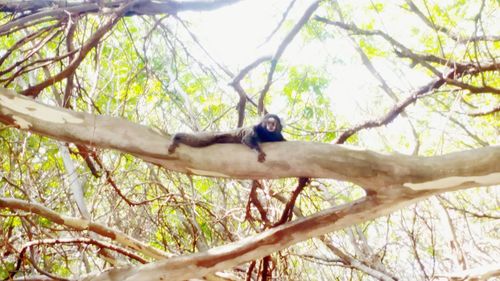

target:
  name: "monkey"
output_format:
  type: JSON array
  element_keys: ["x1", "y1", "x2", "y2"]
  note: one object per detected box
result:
[
  {"x1": 169, "y1": 114, "x2": 310, "y2": 224},
  {"x1": 168, "y1": 114, "x2": 285, "y2": 162}
]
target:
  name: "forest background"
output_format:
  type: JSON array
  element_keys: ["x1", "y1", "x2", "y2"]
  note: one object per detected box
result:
[{"x1": 0, "y1": 0, "x2": 499, "y2": 280}]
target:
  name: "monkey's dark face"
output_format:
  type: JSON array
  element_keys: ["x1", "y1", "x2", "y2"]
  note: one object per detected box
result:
[
  {"x1": 263, "y1": 117, "x2": 279, "y2": 132},
  {"x1": 256, "y1": 114, "x2": 285, "y2": 143}
]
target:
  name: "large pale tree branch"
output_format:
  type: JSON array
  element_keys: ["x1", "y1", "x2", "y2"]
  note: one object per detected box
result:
[
  {"x1": 1, "y1": 88, "x2": 499, "y2": 194},
  {"x1": 82, "y1": 187, "x2": 490, "y2": 280}
]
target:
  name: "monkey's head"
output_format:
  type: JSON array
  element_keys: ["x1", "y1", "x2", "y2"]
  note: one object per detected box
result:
[{"x1": 261, "y1": 114, "x2": 282, "y2": 133}]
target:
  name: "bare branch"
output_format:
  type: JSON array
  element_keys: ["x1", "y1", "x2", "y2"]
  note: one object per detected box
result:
[
  {"x1": 25, "y1": 238, "x2": 147, "y2": 263},
  {"x1": 258, "y1": 0, "x2": 321, "y2": 114},
  {"x1": 467, "y1": 104, "x2": 500, "y2": 117},
  {"x1": 0, "y1": 197, "x2": 172, "y2": 260},
  {"x1": 229, "y1": 56, "x2": 271, "y2": 127},
  {"x1": 273, "y1": 177, "x2": 310, "y2": 226},
  {"x1": 319, "y1": 236, "x2": 398, "y2": 281},
  {"x1": 261, "y1": 0, "x2": 297, "y2": 45},
  {"x1": 334, "y1": 63, "x2": 499, "y2": 144},
  {"x1": 6, "y1": 238, "x2": 147, "y2": 280},
  {"x1": 445, "y1": 78, "x2": 500, "y2": 95},
  {"x1": 18, "y1": 1, "x2": 136, "y2": 97},
  {"x1": 404, "y1": 0, "x2": 500, "y2": 43}
]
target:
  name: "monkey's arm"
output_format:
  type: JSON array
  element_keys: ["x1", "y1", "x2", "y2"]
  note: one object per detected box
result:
[{"x1": 241, "y1": 129, "x2": 266, "y2": 162}]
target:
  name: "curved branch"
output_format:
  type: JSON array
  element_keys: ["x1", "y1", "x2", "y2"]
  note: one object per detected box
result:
[
  {"x1": 229, "y1": 56, "x2": 271, "y2": 127},
  {"x1": 6, "y1": 238, "x2": 146, "y2": 280},
  {"x1": 0, "y1": 197, "x2": 171, "y2": 260},
  {"x1": 0, "y1": 3, "x2": 99, "y2": 36}
]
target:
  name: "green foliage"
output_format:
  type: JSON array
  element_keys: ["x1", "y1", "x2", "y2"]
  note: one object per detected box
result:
[
  {"x1": 0, "y1": 261, "x2": 16, "y2": 280},
  {"x1": 358, "y1": 38, "x2": 387, "y2": 58},
  {"x1": 0, "y1": 0, "x2": 499, "y2": 279},
  {"x1": 368, "y1": 2, "x2": 385, "y2": 12},
  {"x1": 304, "y1": 19, "x2": 330, "y2": 41}
]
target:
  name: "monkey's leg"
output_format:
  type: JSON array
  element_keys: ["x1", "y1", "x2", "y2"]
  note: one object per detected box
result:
[
  {"x1": 168, "y1": 132, "x2": 231, "y2": 154},
  {"x1": 168, "y1": 133, "x2": 195, "y2": 153},
  {"x1": 168, "y1": 135, "x2": 181, "y2": 154},
  {"x1": 168, "y1": 142, "x2": 179, "y2": 154}
]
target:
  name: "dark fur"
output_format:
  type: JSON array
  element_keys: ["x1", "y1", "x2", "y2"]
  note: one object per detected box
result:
[{"x1": 168, "y1": 114, "x2": 285, "y2": 162}]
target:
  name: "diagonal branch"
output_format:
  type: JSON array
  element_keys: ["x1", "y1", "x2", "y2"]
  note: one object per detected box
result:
[
  {"x1": 0, "y1": 197, "x2": 171, "y2": 260},
  {"x1": 18, "y1": 1, "x2": 136, "y2": 97},
  {"x1": 258, "y1": 0, "x2": 321, "y2": 114},
  {"x1": 261, "y1": 0, "x2": 297, "y2": 45},
  {"x1": 334, "y1": 63, "x2": 498, "y2": 144},
  {"x1": 78, "y1": 186, "x2": 479, "y2": 281}
]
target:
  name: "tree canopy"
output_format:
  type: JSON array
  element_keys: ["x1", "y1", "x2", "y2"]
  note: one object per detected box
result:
[{"x1": 0, "y1": 1, "x2": 499, "y2": 280}]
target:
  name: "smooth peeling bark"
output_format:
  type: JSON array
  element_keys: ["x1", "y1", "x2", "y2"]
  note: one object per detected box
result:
[{"x1": 1, "y1": 88, "x2": 499, "y2": 192}]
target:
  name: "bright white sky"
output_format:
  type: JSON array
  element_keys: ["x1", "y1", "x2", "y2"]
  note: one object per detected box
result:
[
  {"x1": 179, "y1": 1, "x2": 430, "y2": 116},
  {"x1": 181, "y1": 0, "x2": 305, "y2": 67}
]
